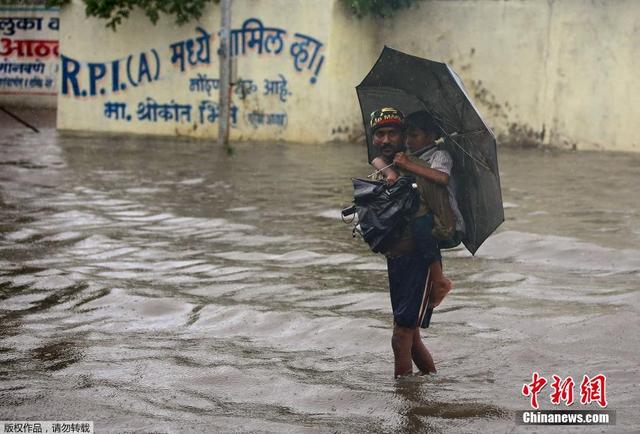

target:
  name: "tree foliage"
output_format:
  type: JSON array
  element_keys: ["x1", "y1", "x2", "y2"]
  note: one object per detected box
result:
[
  {"x1": 39, "y1": 0, "x2": 417, "y2": 31},
  {"x1": 342, "y1": 0, "x2": 422, "y2": 18},
  {"x1": 0, "y1": 1, "x2": 49, "y2": 5},
  {"x1": 44, "y1": 0, "x2": 218, "y2": 31}
]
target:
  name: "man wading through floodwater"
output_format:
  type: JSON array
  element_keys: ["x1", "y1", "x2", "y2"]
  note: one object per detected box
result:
[{"x1": 369, "y1": 107, "x2": 451, "y2": 378}]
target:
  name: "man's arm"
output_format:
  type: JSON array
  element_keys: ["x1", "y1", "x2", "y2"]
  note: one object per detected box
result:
[
  {"x1": 372, "y1": 156, "x2": 400, "y2": 184},
  {"x1": 393, "y1": 152, "x2": 449, "y2": 185}
]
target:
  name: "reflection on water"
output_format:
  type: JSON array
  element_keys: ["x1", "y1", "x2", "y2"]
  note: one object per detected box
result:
[{"x1": 1, "y1": 127, "x2": 639, "y2": 432}]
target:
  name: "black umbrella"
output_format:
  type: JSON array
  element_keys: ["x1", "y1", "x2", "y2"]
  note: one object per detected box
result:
[{"x1": 356, "y1": 46, "x2": 504, "y2": 255}]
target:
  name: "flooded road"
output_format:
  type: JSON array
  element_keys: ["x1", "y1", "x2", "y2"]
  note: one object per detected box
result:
[{"x1": 1, "y1": 124, "x2": 639, "y2": 433}]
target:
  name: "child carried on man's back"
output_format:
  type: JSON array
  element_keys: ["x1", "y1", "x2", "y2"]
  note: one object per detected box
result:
[{"x1": 371, "y1": 110, "x2": 465, "y2": 309}]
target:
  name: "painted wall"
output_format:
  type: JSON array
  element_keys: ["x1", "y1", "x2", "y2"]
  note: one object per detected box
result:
[
  {"x1": 0, "y1": 5, "x2": 58, "y2": 107},
  {"x1": 379, "y1": 0, "x2": 640, "y2": 152},
  {"x1": 57, "y1": 0, "x2": 355, "y2": 143},
  {"x1": 56, "y1": 0, "x2": 639, "y2": 152}
]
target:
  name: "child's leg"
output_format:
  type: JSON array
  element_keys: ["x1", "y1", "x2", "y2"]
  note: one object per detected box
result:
[
  {"x1": 411, "y1": 327, "x2": 436, "y2": 374},
  {"x1": 392, "y1": 324, "x2": 414, "y2": 378},
  {"x1": 428, "y1": 261, "x2": 451, "y2": 308}
]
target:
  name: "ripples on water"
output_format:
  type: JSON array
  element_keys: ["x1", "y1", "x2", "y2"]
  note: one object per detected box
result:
[{"x1": 1, "y1": 126, "x2": 639, "y2": 432}]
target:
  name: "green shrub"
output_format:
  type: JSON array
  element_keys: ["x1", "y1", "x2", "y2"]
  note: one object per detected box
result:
[
  {"x1": 343, "y1": 0, "x2": 423, "y2": 18},
  {"x1": 45, "y1": 0, "x2": 219, "y2": 31},
  {"x1": 39, "y1": 0, "x2": 417, "y2": 31}
]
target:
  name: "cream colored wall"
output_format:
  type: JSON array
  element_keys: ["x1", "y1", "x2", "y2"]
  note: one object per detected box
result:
[
  {"x1": 325, "y1": 0, "x2": 379, "y2": 143},
  {"x1": 542, "y1": 0, "x2": 640, "y2": 152},
  {"x1": 57, "y1": 0, "x2": 639, "y2": 152},
  {"x1": 57, "y1": 0, "x2": 336, "y2": 142},
  {"x1": 380, "y1": 0, "x2": 640, "y2": 152}
]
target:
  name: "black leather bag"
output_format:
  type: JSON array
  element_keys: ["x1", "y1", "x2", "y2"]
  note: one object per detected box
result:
[{"x1": 350, "y1": 175, "x2": 420, "y2": 254}]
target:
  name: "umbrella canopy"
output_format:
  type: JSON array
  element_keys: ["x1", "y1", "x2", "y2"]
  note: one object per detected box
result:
[{"x1": 356, "y1": 46, "x2": 504, "y2": 255}]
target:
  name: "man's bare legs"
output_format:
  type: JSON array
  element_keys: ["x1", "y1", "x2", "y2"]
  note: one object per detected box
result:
[
  {"x1": 393, "y1": 324, "x2": 437, "y2": 377},
  {"x1": 428, "y1": 261, "x2": 451, "y2": 308},
  {"x1": 392, "y1": 325, "x2": 414, "y2": 378},
  {"x1": 411, "y1": 328, "x2": 436, "y2": 374}
]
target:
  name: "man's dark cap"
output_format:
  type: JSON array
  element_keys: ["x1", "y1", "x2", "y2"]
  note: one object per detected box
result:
[{"x1": 370, "y1": 107, "x2": 405, "y2": 133}]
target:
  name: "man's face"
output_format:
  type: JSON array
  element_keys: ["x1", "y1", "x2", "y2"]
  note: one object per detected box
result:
[{"x1": 373, "y1": 126, "x2": 404, "y2": 160}]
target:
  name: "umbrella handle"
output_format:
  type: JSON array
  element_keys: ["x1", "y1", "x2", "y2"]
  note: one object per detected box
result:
[{"x1": 367, "y1": 161, "x2": 395, "y2": 178}]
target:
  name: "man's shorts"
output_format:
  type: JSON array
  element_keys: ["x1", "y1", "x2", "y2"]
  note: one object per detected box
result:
[
  {"x1": 387, "y1": 251, "x2": 431, "y2": 328},
  {"x1": 386, "y1": 213, "x2": 441, "y2": 328}
]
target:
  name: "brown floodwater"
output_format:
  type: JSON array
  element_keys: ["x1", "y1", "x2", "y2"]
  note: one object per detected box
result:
[{"x1": 1, "y1": 124, "x2": 639, "y2": 433}]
